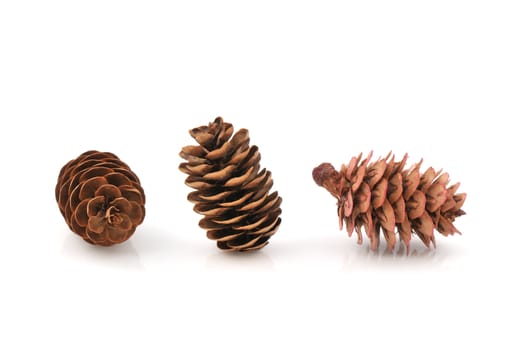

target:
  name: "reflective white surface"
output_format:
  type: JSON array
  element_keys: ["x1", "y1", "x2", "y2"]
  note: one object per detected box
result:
[{"x1": 1, "y1": 1, "x2": 526, "y2": 349}]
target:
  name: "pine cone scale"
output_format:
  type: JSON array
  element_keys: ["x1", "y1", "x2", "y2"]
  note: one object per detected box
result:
[
  {"x1": 196, "y1": 190, "x2": 233, "y2": 202},
  {"x1": 259, "y1": 193, "x2": 282, "y2": 213},
  {"x1": 228, "y1": 235, "x2": 264, "y2": 250},
  {"x1": 240, "y1": 192, "x2": 268, "y2": 211},
  {"x1": 228, "y1": 145, "x2": 253, "y2": 165},
  {"x1": 194, "y1": 204, "x2": 229, "y2": 216},
  {"x1": 224, "y1": 167, "x2": 257, "y2": 187},
  {"x1": 245, "y1": 170, "x2": 270, "y2": 189},
  {"x1": 261, "y1": 219, "x2": 281, "y2": 237},
  {"x1": 212, "y1": 213, "x2": 249, "y2": 225},
  {"x1": 219, "y1": 193, "x2": 254, "y2": 207},
  {"x1": 184, "y1": 177, "x2": 215, "y2": 190},
  {"x1": 209, "y1": 230, "x2": 243, "y2": 242}
]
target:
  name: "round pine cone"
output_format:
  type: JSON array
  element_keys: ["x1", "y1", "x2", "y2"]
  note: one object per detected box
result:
[
  {"x1": 180, "y1": 117, "x2": 282, "y2": 252},
  {"x1": 55, "y1": 151, "x2": 146, "y2": 246},
  {"x1": 313, "y1": 152, "x2": 466, "y2": 251}
]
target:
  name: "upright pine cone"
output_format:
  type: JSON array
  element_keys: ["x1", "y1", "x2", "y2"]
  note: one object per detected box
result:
[
  {"x1": 55, "y1": 151, "x2": 146, "y2": 246},
  {"x1": 179, "y1": 117, "x2": 282, "y2": 252},
  {"x1": 313, "y1": 152, "x2": 466, "y2": 251}
]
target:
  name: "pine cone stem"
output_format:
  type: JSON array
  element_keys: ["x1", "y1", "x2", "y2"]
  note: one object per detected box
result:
[{"x1": 313, "y1": 152, "x2": 466, "y2": 252}]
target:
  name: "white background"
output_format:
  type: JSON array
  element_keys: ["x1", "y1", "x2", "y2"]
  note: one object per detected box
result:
[{"x1": 1, "y1": 1, "x2": 526, "y2": 349}]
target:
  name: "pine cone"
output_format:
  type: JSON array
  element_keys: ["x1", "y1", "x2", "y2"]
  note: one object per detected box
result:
[
  {"x1": 313, "y1": 152, "x2": 466, "y2": 251},
  {"x1": 179, "y1": 117, "x2": 282, "y2": 252},
  {"x1": 55, "y1": 151, "x2": 146, "y2": 246}
]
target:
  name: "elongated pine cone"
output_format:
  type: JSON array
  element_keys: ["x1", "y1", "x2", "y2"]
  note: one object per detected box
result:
[
  {"x1": 312, "y1": 152, "x2": 466, "y2": 251},
  {"x1": 55, "y1": 151, "x2": 146, "y2": 246},
  {"x1": 180, "y1": 117, "x2": 282, "y2": 252}
]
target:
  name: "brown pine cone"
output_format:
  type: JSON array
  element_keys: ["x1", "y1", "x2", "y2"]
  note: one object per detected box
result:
[
  {"x1": 55, "y1": 151, "x2": 146, "y2": 246},
  {"x1": 313, "y1": 152, "x2": 466, "y2": 251},
  {"x1": 180, "y1": 117, "x2": 282, "y2": 252}
]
